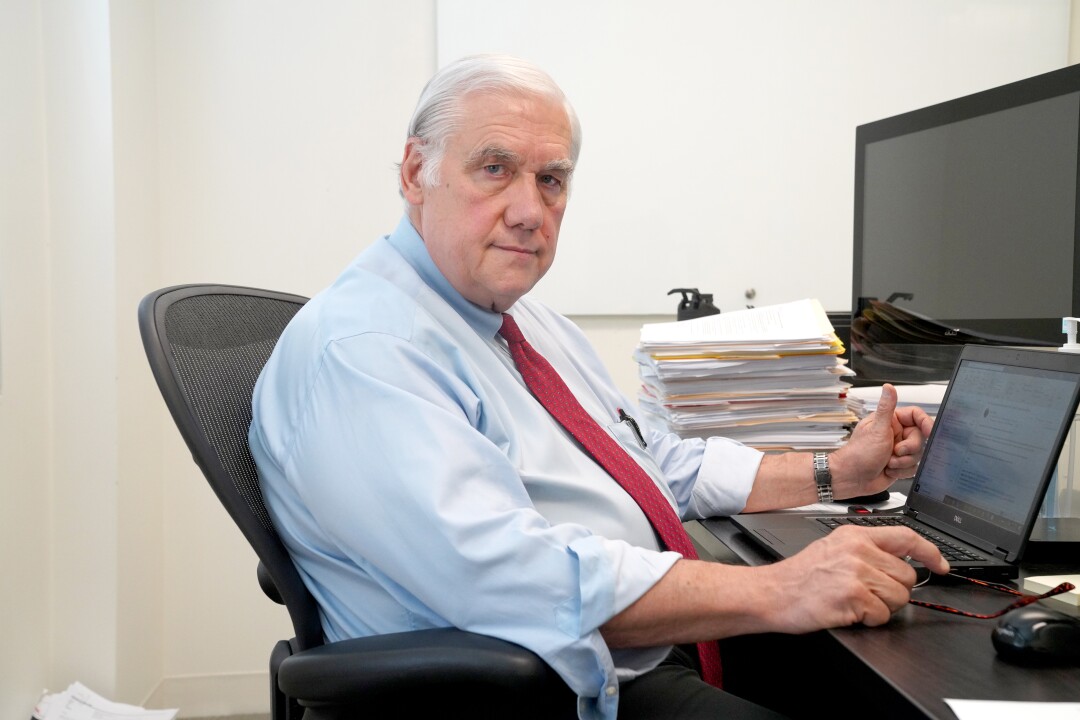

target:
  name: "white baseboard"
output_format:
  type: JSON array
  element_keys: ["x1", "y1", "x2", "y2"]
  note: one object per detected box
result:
[{"x1": 144, "y1": 672, "x2": 270, "y2": 718}]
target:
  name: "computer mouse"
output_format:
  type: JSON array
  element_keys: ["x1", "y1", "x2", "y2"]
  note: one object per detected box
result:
[{"x1": 991, "y1": 605, "x2": 1080, "y2": 665}]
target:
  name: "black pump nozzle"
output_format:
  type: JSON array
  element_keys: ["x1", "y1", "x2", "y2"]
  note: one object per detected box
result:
[{"x1": 668, "y1": 288, "x2": 721, "y2": 321}]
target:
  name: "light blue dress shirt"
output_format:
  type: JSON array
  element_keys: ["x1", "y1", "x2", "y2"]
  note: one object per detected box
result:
[{"x1": 249, "y1": 216, "x2": 764, "y2": 719}]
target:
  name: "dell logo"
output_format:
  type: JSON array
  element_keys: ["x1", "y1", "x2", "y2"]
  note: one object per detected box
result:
[{"x1": 954, "y1": 515, "x2": 962, "y2": 524}]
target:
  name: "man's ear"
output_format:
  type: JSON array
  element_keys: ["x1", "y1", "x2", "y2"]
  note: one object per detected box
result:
[{"x1": 400, "y1": 139, "x2": 426, "y2": 205}]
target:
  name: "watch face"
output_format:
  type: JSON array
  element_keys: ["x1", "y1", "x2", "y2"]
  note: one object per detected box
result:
[{"x1": 814, "y1": 454, "x2": 829, "y2": 481}]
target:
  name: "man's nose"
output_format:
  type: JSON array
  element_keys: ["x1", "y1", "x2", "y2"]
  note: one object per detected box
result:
[{"x1": 504, "y1": 176, "x2": 544, "y2": 230}]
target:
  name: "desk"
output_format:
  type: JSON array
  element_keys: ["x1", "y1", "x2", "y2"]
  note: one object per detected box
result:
[{"x1": 688, "y1": 518, "x2": 1080, "y2": 719}]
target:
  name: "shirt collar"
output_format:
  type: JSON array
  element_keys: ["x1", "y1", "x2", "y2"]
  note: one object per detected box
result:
[{"x1": 385, "y1": 215, "x2": 505, "y2": 339}]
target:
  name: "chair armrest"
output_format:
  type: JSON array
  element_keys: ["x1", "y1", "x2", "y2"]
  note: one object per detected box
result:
[{"x1": 277, "y1": 627, "x2": 561, "y2": 702}]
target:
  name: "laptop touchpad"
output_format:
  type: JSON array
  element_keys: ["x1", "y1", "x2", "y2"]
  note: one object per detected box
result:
[{"x1": 756, "y1": 528, "x2": 827, "y2": 547}]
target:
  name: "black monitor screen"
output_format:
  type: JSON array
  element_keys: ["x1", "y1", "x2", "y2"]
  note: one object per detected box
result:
[{"x1": 851, "y1": 65, "x2": 1080, "y2": 384}]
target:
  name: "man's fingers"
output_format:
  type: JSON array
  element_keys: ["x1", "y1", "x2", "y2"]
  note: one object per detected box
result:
[
  {"x1": 884, "y1": 465, "x2": 917, "y2": 480},
  {"x1": 892, "y1": 425, "x2": 920, "y2": 456},
  {"x1": 887, "y1": 454, "x2": 913, "y2": 471},
  {"x1": 894, "y1": 416, "x2": 930, "y2": 455},
  {"x1": 869, "y1": 527, "x2": 950, "y2": 575},
  {"x1": 896, "y1": 406, "x2": 934, "y2": 438},
  {"x1": 919, "y1": 412, "x2": 935, "y2": 437}
]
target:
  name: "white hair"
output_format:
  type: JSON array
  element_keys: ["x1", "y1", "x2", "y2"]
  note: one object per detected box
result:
[{"x1": 403, "y1": 54, "x2": 582, "y2": 190}]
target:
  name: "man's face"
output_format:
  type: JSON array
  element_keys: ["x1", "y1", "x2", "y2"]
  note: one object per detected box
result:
[{"x1": 401, "y1": 91, "x2": 574, "y2": 313}]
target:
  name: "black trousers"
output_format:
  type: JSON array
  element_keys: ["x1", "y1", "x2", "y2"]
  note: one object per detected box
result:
[{"x1": 541, "y1": 646, "x2": 790, "y2": 719}]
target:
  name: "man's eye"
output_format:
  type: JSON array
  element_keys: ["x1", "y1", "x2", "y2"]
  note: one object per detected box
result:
[
  {"x1": 540, "y1": 174, "x2": 563, "y2": 188},
  {"x1": 484, "y1": 164, "x2": 505, "y2": 175}
]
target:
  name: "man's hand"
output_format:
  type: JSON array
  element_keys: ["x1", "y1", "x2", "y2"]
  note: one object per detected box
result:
[
  {"x1": 600, "y1": 525, "x2": 950, "y2": 648},
  {"x1": 831, "y1": 384, "x2": 934, "y2": 500},
  {"x1": 762, "y1": 525, "x2": 950, "y2": 633}
]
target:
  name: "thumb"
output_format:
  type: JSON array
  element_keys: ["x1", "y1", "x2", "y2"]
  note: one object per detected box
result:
[{"x1": 875, "y1": 383, "x2": 898, "y2": 418}]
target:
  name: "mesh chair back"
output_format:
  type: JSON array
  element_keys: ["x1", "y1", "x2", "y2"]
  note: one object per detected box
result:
[{"x1": 139, "y1": 284, "x2": 324, "y2": 650}]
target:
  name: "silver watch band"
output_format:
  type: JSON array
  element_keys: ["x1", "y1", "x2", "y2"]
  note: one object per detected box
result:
[{"x1": 813, "y1": 452, "x2": 834, "y2": 503}]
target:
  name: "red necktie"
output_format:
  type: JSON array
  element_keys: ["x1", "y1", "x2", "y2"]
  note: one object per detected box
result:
[{"x1": 499, "y1": 313, "x2": 722, "y2": 687}]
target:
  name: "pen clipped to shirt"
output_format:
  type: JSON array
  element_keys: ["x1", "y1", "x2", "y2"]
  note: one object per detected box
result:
[{"x1": 618, "y1": 408, "x2": 647, "y2": 449}]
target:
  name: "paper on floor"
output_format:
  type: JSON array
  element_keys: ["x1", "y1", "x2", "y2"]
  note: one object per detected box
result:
[{"x1": 33, "y1": 682, "x2": 177, "y2": 720}]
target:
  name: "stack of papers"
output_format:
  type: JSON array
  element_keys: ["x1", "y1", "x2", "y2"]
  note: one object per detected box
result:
[
  {"x1": 33, "y1": 683, "x2": 177, "y2": 720},
  {"x1": 635, "y1": 299, "x2": 861, "y2": 451},
  {"x1": 848, "y1": 383, "x2": 947, "y2": 416},
  {"x1": 852, "y1": 299, "x2": 1053, "y2": 382}
]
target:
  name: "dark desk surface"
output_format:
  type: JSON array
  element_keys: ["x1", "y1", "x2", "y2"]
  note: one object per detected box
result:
[{"x1": 688, "y1": 518, "x2": 1080, "y2": 719}]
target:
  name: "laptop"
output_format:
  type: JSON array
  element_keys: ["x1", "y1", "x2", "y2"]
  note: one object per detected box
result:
[{"x1": 728, "y1": 345, "x2": 1080, "y2": 580}]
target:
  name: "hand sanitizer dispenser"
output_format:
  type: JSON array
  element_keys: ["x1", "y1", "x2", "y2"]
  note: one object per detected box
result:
[
  {"x1": 1062, "y1": 317, "x2": 1080, "y2": 353},
  {"x1": 668, "y1": 288, "x2": 720, "y2": 321}
]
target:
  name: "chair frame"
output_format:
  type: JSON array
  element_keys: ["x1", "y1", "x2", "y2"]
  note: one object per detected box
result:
[{"x1": 139, "y1": 284, "x2": 560, "y2": 719}]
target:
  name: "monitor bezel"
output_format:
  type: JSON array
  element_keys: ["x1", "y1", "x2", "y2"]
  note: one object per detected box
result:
[{"x1": 851, "y1": 64, "x2": 1080, "y2": 383}]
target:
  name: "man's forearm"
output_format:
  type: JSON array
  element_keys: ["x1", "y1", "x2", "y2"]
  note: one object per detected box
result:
[
  {"x1": 741, "y1": 452, "x2": 817, "y2": 513},
  {"x1": 741, "y1": 442, "x2": 898, "y2": 513},
  {"x1": 599, "y1": 559, "x2": 778, "y2": 648},
  {"x1": 600, "y1": 525, "x2": 950, "y2": 650}
]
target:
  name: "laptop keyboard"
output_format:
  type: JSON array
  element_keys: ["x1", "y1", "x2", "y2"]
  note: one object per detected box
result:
[{"x1": 815, "y1": 516, "x2": 988, "y2": 562}]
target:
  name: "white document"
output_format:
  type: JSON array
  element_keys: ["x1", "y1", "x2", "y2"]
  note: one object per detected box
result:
[
  {"x1": 1023, "y1": 574, "x2": 1080, "y2": 608},
  {"x1": 774, "y1": 491, "x2": 908, "y2": 514},
  {"x1": 945, "y1": 699, "x2": 1080, "y2": 720},
  {"x1": 640, "y1": 298, "x2": 835, "y2": 345},
  {"x1": 848, "y1": 384, "x2": 948, "y2": 414},
  {"x1": 33, "y1": 683, "x2": 177, "y2": 720}
]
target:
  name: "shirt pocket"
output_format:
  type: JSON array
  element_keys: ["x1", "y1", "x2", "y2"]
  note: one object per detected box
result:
[{"x1": 603, "y1": 416, "x2": 682, "y2": 516}]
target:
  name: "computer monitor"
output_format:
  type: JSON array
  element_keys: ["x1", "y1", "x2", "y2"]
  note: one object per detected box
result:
[{"x1": 851, "y1": 63, "x2": 1080, "y2": 384}]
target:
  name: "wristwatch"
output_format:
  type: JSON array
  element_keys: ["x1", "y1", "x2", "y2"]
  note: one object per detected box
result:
[{"x1": 813, "y1": 452, "x2": 834, "y2": 503}]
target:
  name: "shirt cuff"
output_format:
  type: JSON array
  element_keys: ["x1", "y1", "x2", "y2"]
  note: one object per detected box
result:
[
  {"x1": 691, "y1": 437, "x2": 763, "y2": 516},
  {"x1": 564, "y1": 535, "x2": 682, "y2": 637}
]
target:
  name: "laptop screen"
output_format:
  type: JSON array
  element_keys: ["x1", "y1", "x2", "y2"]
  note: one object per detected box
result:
[{"x1": 910, "y1": 353, "x2": 1080, "y2": 552}]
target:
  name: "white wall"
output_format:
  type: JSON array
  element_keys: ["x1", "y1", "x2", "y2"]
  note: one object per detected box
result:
[
  {"x1": 0, "y1": 1, "x2": 161, "y2": 715},
  {"x1": 39, "y1": 0, "x2": 125, "y2": 698},
  {"x1": 151, "y1": 1, "x2": 436, "y2": 714},
  {"x1": 111, "y1": 0, "x2": 167, "y2": 703},
  {"x1": 3, "y1": 1, "x2": 1080, "y2": 717},
  {"x1": 0, "y1": 0, "x2": 53, "y2": 716},
  {"x1": 439, "y1": 0, "x2": 1071, "y2": 315},
  {"x1": 0, "y1": 0, "x2": 433, "y2": 714}
]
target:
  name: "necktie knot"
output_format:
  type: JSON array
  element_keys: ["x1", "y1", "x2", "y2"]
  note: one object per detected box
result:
[{"x1": 499, "y1": 313, "x2": 525, "y2": 344}]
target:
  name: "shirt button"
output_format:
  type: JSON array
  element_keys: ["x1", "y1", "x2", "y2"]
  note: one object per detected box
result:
[{"x1": 606, "y1": 685, "x2": 618, "y2": 697}]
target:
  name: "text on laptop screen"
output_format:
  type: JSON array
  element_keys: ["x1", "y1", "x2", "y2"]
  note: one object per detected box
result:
[{"x1": 915, "y1": 359, "x2": 1080, "y2": 533}]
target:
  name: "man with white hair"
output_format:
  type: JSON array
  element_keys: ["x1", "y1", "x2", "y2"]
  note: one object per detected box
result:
[{"x1": 250, "y1": 54, "x2": 946, "y2": 719}]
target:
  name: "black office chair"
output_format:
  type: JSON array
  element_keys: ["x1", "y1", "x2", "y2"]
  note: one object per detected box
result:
[{"x1": 138, "y1": 284, "x2": 563, "y2": 719}]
